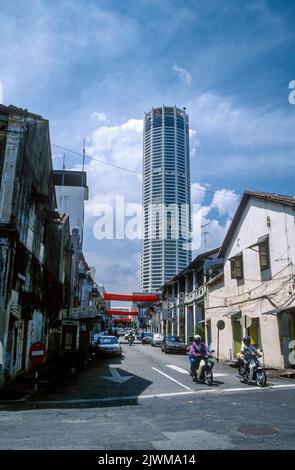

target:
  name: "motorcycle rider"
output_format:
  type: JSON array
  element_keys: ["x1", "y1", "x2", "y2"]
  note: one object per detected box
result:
[
  {"x1": 189, "y1": 335, "x2": 210, "y2": 381},
  {"x1": 127, "y1": 329, "x2": 135, "y2": 344},
  {"x1": 238, "y1": 335, "x2": 260, "y2": 383}
]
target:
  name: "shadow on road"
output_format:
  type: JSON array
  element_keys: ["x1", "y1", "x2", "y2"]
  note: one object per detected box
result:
[{"x1": 0, "y1": 357, "x2": 154, "y2": 411}]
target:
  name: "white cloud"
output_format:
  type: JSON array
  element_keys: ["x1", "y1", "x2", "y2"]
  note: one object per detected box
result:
[
  {"x1": 172, "y1": 63, "x2": 192, "y2": 86},
  {"x1": 83, "y1": 248, "x2": 141, "y2": 295},
  {"x1": 90, "y1": 112, "x2": 108, "y2": 124},
  {"x1": 192, "y1": 209, "x2": 232, "y2": 253},
  {"x1": 0, "y1": 2, "x2": 139, "y2": 105},
  {"x1": 187, "y1": 92, "x2": 295, "y2": 148},
  {"x1": 82, "y1": 111, "x2": 242, "y2": 291},
  {"x1": 191, "y1": 182, "x2": 209, "y2": 205},
  {"x1": 191, "y1": 184, "x2": 239, "y2": 252},
  {"x1": 211, "y1": 189, "x2": 240, "y2": 217}
]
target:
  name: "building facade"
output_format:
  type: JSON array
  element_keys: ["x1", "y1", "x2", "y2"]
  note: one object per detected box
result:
[
  {"x1": 141, "y1": 105, "x2": 192, "y2": 292},
  {"x1": 160, "y1": 248, "x2": 223, "y2": 343},
  {"x1": 0, "y1": 105, "x2": 71, "y2": 382},
  {"x1": 53, "y1": 170, "x2": 89, "y2": 250},
  {"x1": 206, "y1": 191, "x2": 295, "y2": 370}
]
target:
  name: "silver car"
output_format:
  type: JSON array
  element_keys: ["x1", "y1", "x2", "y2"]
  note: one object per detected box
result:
[
  {"x1": 151, "y1": 333, "x2": 163, "y2": 347},
  {"x1": 93, "y1": 336, "x2": 122, "y2": 357}
]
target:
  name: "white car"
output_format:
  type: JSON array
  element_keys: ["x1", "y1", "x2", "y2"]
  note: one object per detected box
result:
[{"x1": 151, "y1": 333, "x2": 163, "y2": 347}]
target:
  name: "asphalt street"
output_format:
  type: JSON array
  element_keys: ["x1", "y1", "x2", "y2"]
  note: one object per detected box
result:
[{"x1": 0, "y1": 339, "x2": 295, "y2": 450}]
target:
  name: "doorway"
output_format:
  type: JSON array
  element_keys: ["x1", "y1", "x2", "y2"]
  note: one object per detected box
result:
[{"x1": 232, "y1": 318, "x2": 242, "y2": 357}]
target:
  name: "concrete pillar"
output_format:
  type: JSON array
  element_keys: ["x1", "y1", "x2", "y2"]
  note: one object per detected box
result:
[
  {"x1": 193, "y1": 302, "x2": 196, "y2": 335},
  {"x1": 192, "y1": 270, "x2": 196, "y2": 290},
  {"x1": 0, "y1": 239, "x2": 14, "y2": 383},
  {"x1": 185, "y1": 276, "x2": 188, "y2": 294},
  {"x1": 195, "y1": 303, "x2": 203, "y2": 324},
  {"x1": 185, "y1": 305, "x2": 194, "y2": 343},
  {"x1": 0, "y1": 114, "x2": 23, "y2": 223}
]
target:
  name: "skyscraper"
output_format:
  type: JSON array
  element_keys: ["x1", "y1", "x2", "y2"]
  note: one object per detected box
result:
[{"x1": 141, "y1": 105, "x2": 192, "y2": 292}]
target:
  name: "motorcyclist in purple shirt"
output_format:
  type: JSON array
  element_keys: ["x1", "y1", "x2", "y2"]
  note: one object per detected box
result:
[{"x1": 189, "y1": 335, "x2": 210, "y2": 380}]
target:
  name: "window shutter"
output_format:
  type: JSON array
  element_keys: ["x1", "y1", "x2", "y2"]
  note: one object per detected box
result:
[
  {"x1": 230, "y1": 259, "x2": 236, "y2": 279},
  {"x1": 259, "y1": 241, "x2": 270, "y2": 271}
]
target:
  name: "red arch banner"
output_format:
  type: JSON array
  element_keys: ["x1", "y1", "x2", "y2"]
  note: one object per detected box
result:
[
  {"x1": 106, "y1": 310, "x2": 138, "y2": 316},
  {"x1": 104, "y1": 293, "x2": 158, "y2": 302},
  {"x1": 113, "y1": 318, "x2": 132, "y2": 322}
]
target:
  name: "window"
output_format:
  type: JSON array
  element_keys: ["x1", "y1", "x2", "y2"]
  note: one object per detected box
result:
[
  {"x1": 230, "y1": 254, "x2": 244, "y2": 280},
  {"x1": 258, "y1": 240, "x2": 270, "y2": 272}
]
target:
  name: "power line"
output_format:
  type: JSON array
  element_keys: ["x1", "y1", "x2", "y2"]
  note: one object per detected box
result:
[
  {"x1": 51, "y1": 143, "x2": 241, "y2": 199},
  {"x1": 51, "y1": 143, "x2": 142, "y2": 175}
]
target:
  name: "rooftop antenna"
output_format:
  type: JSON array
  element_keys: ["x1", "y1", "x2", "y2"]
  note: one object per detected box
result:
[
  {"x1": 82, "y1": 138, "x2": 85, "y2": 171},
  {"x1": 62, "y1": 153, "x2": 66, "y2": 170},
  {"x1": 201, "y1": 222, "x2": 210, "y2": 252}
]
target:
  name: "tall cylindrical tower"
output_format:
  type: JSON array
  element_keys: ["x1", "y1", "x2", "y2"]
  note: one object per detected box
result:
[{"x1": 141, "y1": 105, "x2": 192, "y2": 292}]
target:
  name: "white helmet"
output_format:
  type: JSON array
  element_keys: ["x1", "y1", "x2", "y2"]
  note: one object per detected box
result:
[{"x1": 194, "y1": 335, "x2": 201, "y2": 341}]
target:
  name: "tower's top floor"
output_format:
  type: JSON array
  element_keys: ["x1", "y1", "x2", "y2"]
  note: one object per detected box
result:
[{"x1": 144, "y1": 105, "x2": 189, "y2": 130}]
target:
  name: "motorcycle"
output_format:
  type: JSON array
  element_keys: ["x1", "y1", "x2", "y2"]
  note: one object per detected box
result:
[
  {"x1": 127, "y1": 335, "x2": 134, "y2": 346},
  {"x1": 237, "y1": 351, "x2": 267, "y2": 387},
  {"x1": 191, "y1": 353, "x2": 215, "y2": 386}
]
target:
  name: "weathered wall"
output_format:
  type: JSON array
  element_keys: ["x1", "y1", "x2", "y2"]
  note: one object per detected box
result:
[{"x1": 206, "y1": 197, "x2": 295, "y2": 369}]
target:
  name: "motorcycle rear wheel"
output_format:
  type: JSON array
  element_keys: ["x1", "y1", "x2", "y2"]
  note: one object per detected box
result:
[
  {"x1": 205, "y1": 370, "x2": 213, "y2": 386},
  {"x1": 256, "y1": 369, "x2": 267, "y2": 387}
]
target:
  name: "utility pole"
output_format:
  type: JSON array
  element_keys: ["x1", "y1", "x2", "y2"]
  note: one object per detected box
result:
[
  {"x1": 82, "y1": 138, "x2": 85, "y2": 171},
  {"x1": 201, "y1": 222, "x2": 210, "y2": 252}
]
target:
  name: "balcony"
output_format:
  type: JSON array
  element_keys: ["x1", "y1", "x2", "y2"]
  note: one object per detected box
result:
[{"x1": 184, "y1": 285, "x2": 206, "y2": 304}]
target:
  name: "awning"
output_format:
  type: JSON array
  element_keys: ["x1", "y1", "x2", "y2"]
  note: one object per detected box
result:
[
  {"x1": 228, "y1": 252, "x2": 242, "y2": 261},
  {"x1": 262, "y1": 306, "x2": 295, "y2": 316},
  {"x1": 223, "y1": 311, "x2": 241, "y2": 319},
  {"x1": 248, "y1": 234, "x2": 269, "y2": 250}
]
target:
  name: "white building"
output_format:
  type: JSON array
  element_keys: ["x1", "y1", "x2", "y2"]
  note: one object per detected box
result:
[
  {"x1": 53, "y1": 170, "x2": 88, "y2": 249},
  {"x1": 141, "y1": 105, "x2": 192, "y2": 292},
  {"x1": 206, "y1": 190, "x2": 295, "y2": 369},
  {"x1": 161, "y1": 248, "x2": 223, "y2": 343}
]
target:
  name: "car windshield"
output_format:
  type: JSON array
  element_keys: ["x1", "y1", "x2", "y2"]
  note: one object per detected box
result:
[
  {"x1": 153, "y1": 334, "x2": 162, "y2": 339},
  {"x1": 92, "y1": 334, "x2": 101, "y2": 341},
  {"x1": 167, "y1": 336, "x2": 184, "y2": 342},
  {"x1": 98, "y1": 337, "x2": 118, "y2": 345},
  {"x1": 144, "y1": 333, "x2": 153, "y2": 337}
]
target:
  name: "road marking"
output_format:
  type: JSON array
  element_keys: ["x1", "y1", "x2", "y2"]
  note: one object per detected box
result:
[
  {"x1": 166, "y1": 365, "x2": 188, "y2": 374},
  {"x1": 102, "y1": 366, "x2": 133, "y2": 383},
  {"x1": 1, "y1": 383, "x2": 295, "y2": 406},
  {"x1": 152, "y1": 367, "x2": 191, "y2": 390},
  {"x1": 223, "y1": 387, "x2": 266, "y2": 392},
  {"x1": 166, "y1": 365, "x2": 228, "y2": 378},
  {"x1": 17, "y1": 391, "x2": 197, "y2": 405},
  {"x1": 222, "y1": 384, "x2": 295, "y2": 392},
  {"x1": 268, "y1": 384, "x2": 295, "y2": 389}
]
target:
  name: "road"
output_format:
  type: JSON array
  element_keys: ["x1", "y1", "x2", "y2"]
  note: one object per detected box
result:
[{"x1": 0, "y1": 339, "x2": 295, "y2": 450}]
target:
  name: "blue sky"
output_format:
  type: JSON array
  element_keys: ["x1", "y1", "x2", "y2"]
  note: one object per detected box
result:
[{"x1": 1, "y1": 0, "x2": 294, "y2": 293}]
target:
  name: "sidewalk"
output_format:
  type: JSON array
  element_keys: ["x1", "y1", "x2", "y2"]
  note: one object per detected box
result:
[
  {"x1": 0, "y1": 356, "x2": 95, "y2": 403},
  {"x1": 223, "y1": 359, "x2": 295, "y2": 379}
]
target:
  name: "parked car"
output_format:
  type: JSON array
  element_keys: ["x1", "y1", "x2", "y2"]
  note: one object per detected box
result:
[
  {"x1": 117, "y1": 328, "x2": 126, "y2": 337},
  {"x1": 91, "y1": 336, "x2": 122, "y2": 357},
  {"x1": 161, "y1": 335, "x2": 187, "y2": 354},
  {"x1": 151, "y1": 333, "x2": 163, "y2": 347},
  {"x1": 141, "y1": 332, "x2": 153, "y2": 344}
]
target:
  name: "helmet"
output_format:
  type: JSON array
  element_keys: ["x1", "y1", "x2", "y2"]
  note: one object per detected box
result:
[
  {"x1": 194, "y1": 335, "x2": 201, "y2": 342},
  {"x1": 243, "y1": 335, "x2": 251, "y2": 345}
]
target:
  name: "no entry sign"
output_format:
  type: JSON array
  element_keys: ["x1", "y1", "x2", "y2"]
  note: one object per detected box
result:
[{"x1": 29, "y1": 342, "x2": 46, "y2": 366}]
